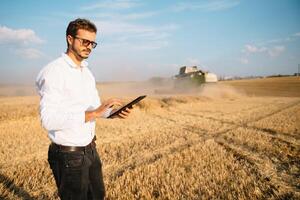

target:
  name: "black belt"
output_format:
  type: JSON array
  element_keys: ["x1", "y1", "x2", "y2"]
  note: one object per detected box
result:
[{"x1": 51, "y1": 136, "x2": 96, "y2": 152}]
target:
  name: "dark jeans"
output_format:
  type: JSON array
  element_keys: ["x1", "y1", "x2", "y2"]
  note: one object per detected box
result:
[{"x1": 48, "y1": 143, "x2": 105, "y2": 200}]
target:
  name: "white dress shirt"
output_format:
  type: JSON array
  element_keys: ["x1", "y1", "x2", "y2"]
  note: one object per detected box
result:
[{"x1": 36, "y1": 53, "x2": 111, "y2": 146}]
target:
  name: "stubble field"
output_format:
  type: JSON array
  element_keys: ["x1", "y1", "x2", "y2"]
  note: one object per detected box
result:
[{"x1": 0, "y1": 76, "x2": 299, "y2": 199}]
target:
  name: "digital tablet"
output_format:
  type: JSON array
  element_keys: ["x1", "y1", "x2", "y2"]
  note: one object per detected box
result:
[{"x1": 107, "y1": 95, "x2": 147, "y2": 118}]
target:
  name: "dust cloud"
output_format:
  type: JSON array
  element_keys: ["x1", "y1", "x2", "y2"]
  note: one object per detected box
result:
[
  {"x1": 196, "y1": 84, "x2": 246, "y2": 99},
  {"x1": 98, "y1": 78, "x2": 245, "y2": 100},
  {"x1": 0, "y1": 78, "x2": 245, "y2": 102},
  {"x1": 0, "y1": 85, "x2": 36, "y2": 97}
]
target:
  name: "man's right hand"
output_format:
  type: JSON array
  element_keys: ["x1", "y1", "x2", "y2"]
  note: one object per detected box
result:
[
  {"x1": 95, "y1": 98, "x2": 122, "y2": 117},
  {"x1": 85, "y1": 98, "x2": 122, "y2": 122}
]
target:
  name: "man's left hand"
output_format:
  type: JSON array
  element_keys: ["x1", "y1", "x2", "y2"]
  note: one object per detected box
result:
[{"x1": 111, "y1": 107, "x2": 133, "y2": 119}]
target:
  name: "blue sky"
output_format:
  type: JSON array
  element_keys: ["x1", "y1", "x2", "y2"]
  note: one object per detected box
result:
[{"x1": 0, "y1": 0, "x2": 299, "y2": 84}]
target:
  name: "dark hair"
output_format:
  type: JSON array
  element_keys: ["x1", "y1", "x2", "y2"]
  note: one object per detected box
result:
[{"x1": 66, "y1": 18, "x2": 97, "y2": 46}]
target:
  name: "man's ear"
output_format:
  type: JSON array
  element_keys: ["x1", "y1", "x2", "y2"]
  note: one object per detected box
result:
[{"x1": 67, "y1": 35, "x2": 73, "y2": 46}]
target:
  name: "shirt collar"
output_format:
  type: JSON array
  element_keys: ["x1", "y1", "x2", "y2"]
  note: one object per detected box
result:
[{"x1": 62, "y1": 53, "x2": 88, "y2": 68}]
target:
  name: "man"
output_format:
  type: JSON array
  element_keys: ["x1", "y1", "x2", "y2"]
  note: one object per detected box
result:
[{"x1": 36, "y1": 18, "x2": 131, "y2": 200}]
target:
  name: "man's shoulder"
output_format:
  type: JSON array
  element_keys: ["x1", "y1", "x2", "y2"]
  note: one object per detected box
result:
[
  {"x1": 36, "y1": 56, "x2": 67, "y2": 87},
  {"x1": 38, "y1": 56, "x2": 66, "y2": 78},
  {"x1": 44, "y1": 55, "x2": 66, "y2": 70}
]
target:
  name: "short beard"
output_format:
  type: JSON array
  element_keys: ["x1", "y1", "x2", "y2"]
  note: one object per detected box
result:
[{"x1": 70, "y1": 45, "x2": 89, "y2": 60}]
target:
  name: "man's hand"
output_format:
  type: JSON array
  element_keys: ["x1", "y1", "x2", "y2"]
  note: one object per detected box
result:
[
  {"x1": 111, "y1": 106, "x2": 133, "y2": 119},
  {"x1": 85, "y1": 98, "x2": 122, "y2": 122},
  {"x1": 96, "y1": 98, "x2": 123, "y2": 116}
]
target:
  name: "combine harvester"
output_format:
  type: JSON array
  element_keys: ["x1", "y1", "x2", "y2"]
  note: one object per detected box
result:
[
  {"x1": 155, "y1": 66, "x2": 218, "y2": 94},
  {"x1": 174, "y1": 66, "x2": 217, "y2": 90}
]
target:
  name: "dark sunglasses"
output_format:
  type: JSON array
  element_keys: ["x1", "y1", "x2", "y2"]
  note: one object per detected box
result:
[{"x1": 74, "y1": 36, "x2": 98, "y2": 49}]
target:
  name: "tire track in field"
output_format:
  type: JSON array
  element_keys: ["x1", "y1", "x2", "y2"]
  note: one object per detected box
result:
[
  {"x1": 246, "y1": 100, "x2": 300, "y2": 125},
  {"x1": 194, "y1": 102, "x2": 268, "y2": 116},
  {"x1": 215, "y1": 139, "x2": 300, "y2": 197},
  {"x1": 101, "y1": 115, "x2": 199, "y2": 166},
  {"x1": 178, "y1": 100, "x2": 300, "y2": 195},
  {"x1": 175, "y1": 99, "x2": 300, "y2": 146},
  {"x1": 105, "y1": 115, "x2": 250, "y2": 182},
  {"x1": 105, "y1": 110, "x2": 235, "y2": 182},
  {"x1": 179, "y1": 111, "x2": 299, "y2": 147},
  {"x1": 157, "y1": 99, "x2": 300, "y2": 195},
  {"x1": 105, "y1": 119, "x2": 210, "y2": 181},
  {"x1": 107, "y1": 119, "x2": 282, "y2": 198},
  {"x1": 106, "y1": 103, "x2": 262, "y2": 179},
  {"x1": 216, "y1": 135, "x2": 300, "y2": 191},
  {"x1": 108, "y1": 99, "x2": 300, "y2": 193},
  {"x1": 182, "y1": 123, "x2": 300, "y2": 196}
]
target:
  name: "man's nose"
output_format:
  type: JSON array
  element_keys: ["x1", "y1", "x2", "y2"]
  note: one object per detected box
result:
[{"x1": 87, "y1": 43, "x2": 93, "y2": 49}]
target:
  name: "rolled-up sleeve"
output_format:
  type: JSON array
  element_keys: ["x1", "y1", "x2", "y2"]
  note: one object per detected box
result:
[
  {"x1": 90, "y1": 79, "x2": 112, "y2": 118},
  {"x1": 36, "y1": 69, "x2": 85, "y2": 131}
]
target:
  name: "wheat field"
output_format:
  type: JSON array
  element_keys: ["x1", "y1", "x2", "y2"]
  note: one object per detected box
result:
[{"x1": 0, "y1": 77, "x2": 299, "y2": 199}]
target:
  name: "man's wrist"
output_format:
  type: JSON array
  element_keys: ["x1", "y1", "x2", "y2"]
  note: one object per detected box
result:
[{"x1": 85, "y1": 110, "x2": 98, "y2": 122}]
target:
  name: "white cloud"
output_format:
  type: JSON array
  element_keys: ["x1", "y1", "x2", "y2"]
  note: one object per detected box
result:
[
  {"x1": 14, "y1": 48, "x2": 44, "y2": 59},
  {"x1": 294, "y1": 32, "x2": 300, "y2": 37},
  {"x1": 244, "y1": 45, "x2": 256, "y2": 53},
  {"x1": 0, "y1": 25, "x2": 43, "y2": 46},
  {"x1": 268, "y1": 46, "x2": 285, "y2": 57},
  {"x1": 95, "y1": 20, "x2": 178, "y2": 50},
  {"x1": 244, "y1": 44, "x2": 267, "y2": 53},
  {"x1": 243, "y1": 44, "x2": 285, "y2": 58},
  {"x1": 78, "y1": 1, "x2": 179, "y2": 52},
  {"x1": 0, "y1": 25, "x2": 44, "y2": 59},
  {"x1": 79, "y1": 1, "x2": 177, "y2": 52},
  {"x1": 82, "y1": 0, "x2": 141, "y2": 11},
  {"x1": 256, "y1": 32, "x2": 300, "y2": 46},
  {"x1": 97, "y1": 20, "x2": 153, "y2": 35},
  {"x1": 96, "y1": 20, "x2": 178, "y2": 35},
  {"x1": 172, "y1": 0, "x2": 240, "y2": 12}
]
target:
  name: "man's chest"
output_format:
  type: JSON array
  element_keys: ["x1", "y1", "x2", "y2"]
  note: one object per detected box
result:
[{"x1": 63, "y1": 68, "x2": 95, "y2": 100}]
